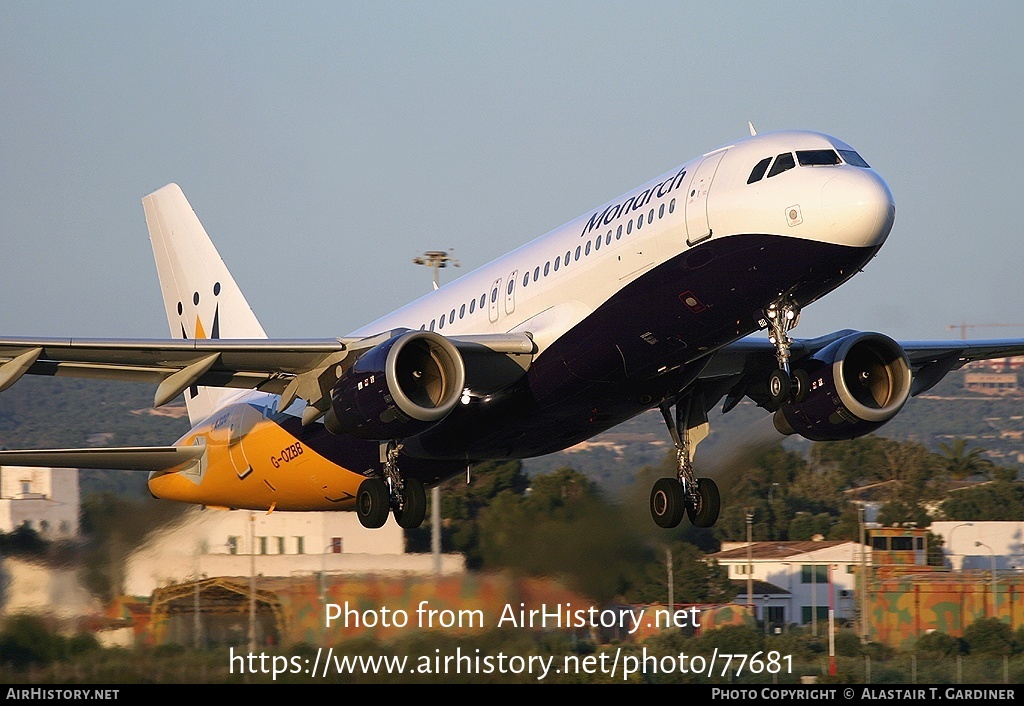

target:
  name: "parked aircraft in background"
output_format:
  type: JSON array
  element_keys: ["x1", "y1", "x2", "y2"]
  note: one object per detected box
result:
[{"x1": 2, "y1": 129, "x2": 1020, "y2": 530}]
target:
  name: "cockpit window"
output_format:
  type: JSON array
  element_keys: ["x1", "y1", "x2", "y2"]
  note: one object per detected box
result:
[
  {"x1": 796, "y1": 149, "x2": 841, "y2": 166},
  {"x1": 747, "y1": 157, "x2": 772, "y2": 184},
  {"x1": 838, "y1": 149, "x2": 870, "y2": 168},
  {"x1": 766, "y1": 152, "x2": 795, "y2": 178}
]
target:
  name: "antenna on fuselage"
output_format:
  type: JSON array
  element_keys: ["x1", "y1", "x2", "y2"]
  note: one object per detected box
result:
[{"x1": 748, "y1": 121, "x2": 757, "y2": 136}]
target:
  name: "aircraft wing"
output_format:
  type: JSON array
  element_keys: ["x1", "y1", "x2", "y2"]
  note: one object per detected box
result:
[
  {"x1": 0, "y1": 331, "x2": 535, "y2": 416},
  {"x1": 0, "y1": 444, "x2": 204, "y2": 470}
]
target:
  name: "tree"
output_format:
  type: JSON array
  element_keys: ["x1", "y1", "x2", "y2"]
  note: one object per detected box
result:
[
  {"x1": 938, "y1": 439, "x2": 994, "y2": 481},
  {"x1": 963, "y1": 617, "x2": 1014, "y2": 656}
]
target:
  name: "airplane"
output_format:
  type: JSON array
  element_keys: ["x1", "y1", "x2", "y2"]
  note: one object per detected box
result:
[{"x1": 1, "y1": 127, "x2": 1021, "y2": 531}]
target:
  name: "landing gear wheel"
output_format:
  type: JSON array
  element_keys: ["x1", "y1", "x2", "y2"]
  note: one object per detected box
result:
[
  {"x1": 356, "y1": 478, "x2": 390, "y2": 529},
  {"x1": 687, "y1": 478, "x2": 721, "y2": 528},
  {"x1": 394, "y1": 478, "x2": 426, "y2": 529},
  {"x1": 792, "y1": 368, "x2": 810, "y2": 404},
  {"x1": 768, "y1": 369, "x2": 791, "y2": 407},
  {"x1": 651, "y1": 477, "x2": 685, "y2": 528}
]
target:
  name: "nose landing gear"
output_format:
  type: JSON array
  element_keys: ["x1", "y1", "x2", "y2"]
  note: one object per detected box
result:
[
  {"x1": 650, "y1": 397, "x2": 720, "y2": 529},
  {"x1": 765, "y1": 299, "x2": 808, "y2": 407}
]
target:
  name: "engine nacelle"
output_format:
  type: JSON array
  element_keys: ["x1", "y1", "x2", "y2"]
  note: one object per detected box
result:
[
  {"x1": 324, "y1": 331, "x2": 466, "y2": 439},
  {"x1": 773, "y1": 332, "x2": 912, "y2": 441}
]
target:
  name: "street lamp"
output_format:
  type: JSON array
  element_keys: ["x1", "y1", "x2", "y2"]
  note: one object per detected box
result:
[
  {"x1": 412, "y1": 250, "x2": 460, "y2": 290},
  {"x1": 948, "y1": 522, "x2": 974, "y2": 571},
  {"x1": 975, "y1": 540, "x2": 997, "y2": 618},
  {"x1": 413, "y1": 249, "x2": 460, "y2": 575}
]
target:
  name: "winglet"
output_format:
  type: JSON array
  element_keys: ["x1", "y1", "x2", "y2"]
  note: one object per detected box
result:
[{"x1": 748, "y1": 121, "x2": 757, "y2": 136}]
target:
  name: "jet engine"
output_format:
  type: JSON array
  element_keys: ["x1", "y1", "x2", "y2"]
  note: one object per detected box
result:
[
  {"x1": 325, "y1": 331, "x2": 466, "y2": 439},
  {"x1": 773, "y1": 332, "x2": 912, "y2": 441}
]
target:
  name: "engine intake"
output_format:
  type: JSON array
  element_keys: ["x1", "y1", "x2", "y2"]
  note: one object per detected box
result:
[
  {"x1": 773, "y1": 332, "x2": 911, "y2": 441},
  {"x1": 325, "y1": 331, "x2": 466, "y2": 439}
]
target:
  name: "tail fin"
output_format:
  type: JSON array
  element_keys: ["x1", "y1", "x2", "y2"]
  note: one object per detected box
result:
[{"x1": 143, "y1": 183, "x2": 267, "y2": 424}]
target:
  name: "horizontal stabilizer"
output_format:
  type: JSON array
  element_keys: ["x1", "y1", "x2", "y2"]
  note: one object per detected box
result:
[{"x1": 0, "y1": 444, "x2": 205, "y2": 471}]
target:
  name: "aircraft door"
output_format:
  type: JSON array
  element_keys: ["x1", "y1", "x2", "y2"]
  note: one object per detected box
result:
[
  {"x1": 488, "y1": 277, "x2": 502, "y2": 323},
  {"x1": 505, "y1": 270, "x2": 517, "y2": 315},
  {"x1": 685, "y1": 150, "x2": 727, "y2": 246}
]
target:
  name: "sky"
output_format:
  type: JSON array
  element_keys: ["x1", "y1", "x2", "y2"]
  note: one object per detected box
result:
[{"x1": 2, "y1": 2, "x2": 1023, "y2": 342}]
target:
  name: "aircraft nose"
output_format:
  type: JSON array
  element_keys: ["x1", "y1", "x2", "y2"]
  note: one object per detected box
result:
[{"x1": 820, "y1": 169, "x2": 895, "y2": 248}]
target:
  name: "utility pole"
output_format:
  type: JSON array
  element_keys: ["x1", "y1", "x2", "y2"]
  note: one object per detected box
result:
[
  {"x1": 248, "y1": 511, "x2": 256, "y2": 652},
  {"x1": 666, "y1": 546, "x2": 674, "y2": 613},
  {"x1": 412, "y1": 249, "x2": 460, "y2": 574},
  {"x1": 859, "y1": 506, "x2": 868, "y2": 644},
  {"x1": 746, "y1": 509, "x2": 754, "y2": 619}
]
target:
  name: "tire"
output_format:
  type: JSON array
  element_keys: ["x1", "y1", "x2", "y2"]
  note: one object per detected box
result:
[
  {"x1": 768, "y1": 369, "x2": 791, "y2": 407},
  {"x1": 394, "y1": 478, "x2": 427, "y2": 529},
  {"x1": 687, "y1": 477, "x2": 721, "y2": 528},
  {"x1": 650, "y1": 477, "x2": 685, "y2": 528},
  {"x1": 356, "y1": 478, "x2": 390, "y2": 529},
  {"x1": 792, "y1": 368, "x2": 810, "y2": 403}
]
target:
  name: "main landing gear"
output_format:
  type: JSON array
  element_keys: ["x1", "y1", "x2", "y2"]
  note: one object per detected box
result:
[
  {"x1": 356, "y1": 441, "x2": 427, "y2": 530},
  {"x1": 650, "y1": 398, "x2": 720, "y2": 529},
  {"x1": 765, "y1": 299, "x2": 808, "y2": 408}
]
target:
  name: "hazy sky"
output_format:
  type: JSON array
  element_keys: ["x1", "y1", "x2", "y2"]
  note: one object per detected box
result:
[{"x1": 2, "y1": 2, "x2": 1023, "y2": 342}]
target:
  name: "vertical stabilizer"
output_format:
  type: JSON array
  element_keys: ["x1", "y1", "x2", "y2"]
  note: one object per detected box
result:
[{"x1": 143, "y1": 184, "x2": 267, "y2": 424}]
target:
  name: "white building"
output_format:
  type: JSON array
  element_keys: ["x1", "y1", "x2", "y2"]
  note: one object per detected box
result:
[
  {"x1": 930, "y1": 521, "x2": 1024, "y2": 571},
  {"x1": 0, "y1": 466, "x2": 79, "y2": 539},
  {"x1": 124, "y1": 507, "x2": 464, "y2": 596},
  {"x1": 0, "y1": 556, "x2": 101, "y2": 619},
  {"x1": 710, "y1": 540, "x2": 869, "y2": 627}
]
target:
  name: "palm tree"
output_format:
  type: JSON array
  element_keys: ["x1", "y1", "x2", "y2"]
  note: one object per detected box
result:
[{"x1": 938, "y1": 439, "x2": 993, "y2": 480}]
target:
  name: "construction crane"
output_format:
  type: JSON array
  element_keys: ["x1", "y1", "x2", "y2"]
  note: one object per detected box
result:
[{"x1": 946, "y1": 321, "x2": 1024, "y2": 340}]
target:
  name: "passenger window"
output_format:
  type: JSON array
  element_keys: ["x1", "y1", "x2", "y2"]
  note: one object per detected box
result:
[
  {"x1": 564, "y1": 251, "x2": 570, "y2": 266},
  {"x1": 480, "y1": 294, "x2": 486, "y2": 308},
  {"x1": 449, "y1": 310, "x2": 455, "y2": 324},
  {"x1": 669, "y1": 198, "x2": 675, "y2": 213},
  {"x1": 659, "y1": 204, "x2": 665, "y2": 218},
  {"x1": 491, "y1": 288, "x2": 498, "y2": 303},
  {"x1": 575, "y1": 246, "x2": 581, "y2": 261},
  {"x1": 544, "y1": 262, "x2": 550, "y2": 276},
  {"x1": 585, "y1": 241, "x2": 591, "y2": 255},
  {"x1": 533, "y1": 266, "x2": 540, "y2": 282},
  {"x1": 429, "y1": 320, "x2": 435, "y2": 331},
  {"x1": 648, "y1": 209, "x2": 654, "y2": 224},
  {"x1": 507, "y1": 280, "x2": 514, "y2": 295},
  {"x1": 627, "y1": 220, "x2": 632, "y2": 234},
  {"x1": 554, "y1": 257, "x2": 560, "y2": 271},
  {"x1": 616, "y1": 225, "x2": 622, "y2": 239},
  {"x1": 606, "y1": 231, "x2": 612, "y2": 245},
  {"x1": 438, "y1": 315, "x2": 445, "y2": 329},
  {"x1": 470, "y1": 299, "x2": 475, "y2": 313},
  {"x1": 523, "y1": 273, "x2": 529, "y2": 287},
  {"x1": 594, "y1": 235, "x2": 601, "y2": 251},
  {"x1": 637, "y1": 215, "x2": 643, "y2": 230},
  {"x1": 460, "y1": 303, "x2": 466, "y2": 318},
  {"x1": 767, "y1": 153, "x2": 796, "y2": 178}
]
